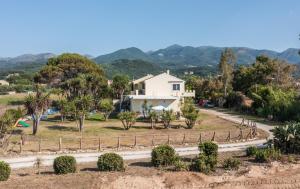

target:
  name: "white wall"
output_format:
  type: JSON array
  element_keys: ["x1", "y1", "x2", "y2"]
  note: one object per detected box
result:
[
  {"x1": 144, "y1": 73, "x2": 185, "y2": 97},
  {"x1": 130, "y1": 98, "x2": 181, "y2": 113}
]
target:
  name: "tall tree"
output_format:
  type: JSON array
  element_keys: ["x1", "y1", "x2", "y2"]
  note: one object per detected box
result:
[
  {"x1": 218, "y1": 48, "x2": 236, "y2": 97},
  {"x1": 111, "y1": 75, "x2": 129, "y2": 111},
  {"x1": 35, "y1": 53, "x2": 107, "y2": 132},
  {"x1": 24, "y1": 85, "x2": 51, "y2": 135}
]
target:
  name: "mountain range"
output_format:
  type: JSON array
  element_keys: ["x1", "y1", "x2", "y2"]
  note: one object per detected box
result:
[
  {"x1": 94, "y1": 45, "x2": 300, "y2": 68},
  {"x1": 0, "y1": 45, "x2": 299, "y2": 78}
]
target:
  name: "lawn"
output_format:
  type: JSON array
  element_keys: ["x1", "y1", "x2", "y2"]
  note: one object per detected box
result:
[
  {"x1": 6, "y1": 111, "x2": 267, "y2": 154},
  {"x1": 0, "y1": 93, "x2": 27, "y2": 105}
]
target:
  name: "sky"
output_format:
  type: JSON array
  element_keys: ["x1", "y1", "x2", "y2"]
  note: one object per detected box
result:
[{"x1": 0, "y1": 0, "x2": 299, "y2": 57}]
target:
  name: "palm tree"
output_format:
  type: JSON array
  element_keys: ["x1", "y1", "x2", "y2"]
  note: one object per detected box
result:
[
  {"x1": 24, "y1": 85, "x2": 51, "y2": 135},
  {"x1": 73, "y1": 95, "x2": 93, "y2": 132},
  {"x1": 148, "y1": 111, "x2": 159, "y2": 129}
]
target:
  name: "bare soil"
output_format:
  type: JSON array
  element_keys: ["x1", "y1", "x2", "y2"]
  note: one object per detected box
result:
[{"x1": 0, "y1": 152, "x2": 299, "y2": 189}]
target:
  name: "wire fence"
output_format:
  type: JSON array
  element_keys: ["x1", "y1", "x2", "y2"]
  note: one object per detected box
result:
[{"x1": 7, "y1": 127, "x2": 263, "y2": 154}]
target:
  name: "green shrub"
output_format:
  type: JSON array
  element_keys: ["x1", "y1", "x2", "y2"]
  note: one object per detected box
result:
[
  {"x1": 199, "y1": 142, "x2": 218, "y2": 157},
  {"x1": 191, "y1": 154, "x2": 217, "y2": 174},
  {"x1": 266, "y1": 148, "x2": 281, "y2": 161},
  {"x1": 53, "y1": 156, "x2": 76, "y2": 175},
  {"x1": 246, "y1": 146, "x2": 258, "y2": 157},
  {"x1": 222, "y1": 158, "x2": 241, "y2": 170},
  {"x1": 118, "y1": 111, "x2": 136, "y2": 130},
  {"x1": 255, "y1": 148, "x2": 281, "y2": 163},
  {"x1": 97, "y1": 153, "x2": 124, "y2": 171},
  {"x1": 255, "y1": 150, "x2": 268, "y2": 163},
  {"x1": 173, "y1": 160, "x2": 189, "y2": 171},
  {"x1": 151, "y1": 145, "x2": 177, "y2": 167},
  {"x1": 0, "y1": 161, "x2": 10, "y2": 181}
]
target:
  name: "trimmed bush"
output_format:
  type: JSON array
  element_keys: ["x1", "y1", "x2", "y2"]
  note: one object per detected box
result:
[
  {"x1": 173, "y1": 160, "x2": 189, "y2": 171},
  {"x1": 151, "y1": 145, "x2": 177, "y2": 167},
  {"x1": 199, "y1": 142, "x2": 218, "y2": 157},
  {"x1": 53, "y1": 156, "x2": 76, "y2": 174},
  {"x1": 222, "y1": 158, "x2": 241, "y2": 170},
  {"x1": 0, "y1": 161, "x2": 11, "y2": 181},
  {"x1": 97, "y1": 153, "x2": 124, "y2": 171},
  {"x1": 246, "y1": 146, "x2": 258, "y2": 157}
]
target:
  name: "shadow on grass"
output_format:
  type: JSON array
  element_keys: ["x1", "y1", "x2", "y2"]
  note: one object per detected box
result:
[
  {"x1": 18, "y1": 173, "x2": 30, "y2": 177},
  {"x1": 44, "y1": 116, "x2": 61, "y2": 123},
  {"x1": 12, "y1": 129, "x2": 24, "y2": 135},
  {"x1": 40, "y1": 171, "x2": 55, "y2": 175},
  {"x1": 103, "y1": 126, "x2": 125, "y2": 131},
  {"x1": 129, "y1": 161, "x2": 152, "y2": 167},
  {"x1": 46, "y1": 125, "x2": 78, "y2": 132},
  {"x1": 8, "y1": 100, "x2": 24, "y2": 105}
]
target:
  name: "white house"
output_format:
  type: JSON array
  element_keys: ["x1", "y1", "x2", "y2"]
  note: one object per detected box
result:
[{"x1": 127, "y1": 70, "x2": 195, "y2": 113}]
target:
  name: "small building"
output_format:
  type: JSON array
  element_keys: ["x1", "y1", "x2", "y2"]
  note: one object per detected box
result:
[{"x1": 127, "y1": 70, "x2": 195, "y2": 114}]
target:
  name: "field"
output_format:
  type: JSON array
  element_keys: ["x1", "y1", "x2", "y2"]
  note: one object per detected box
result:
[
  {"x1": 0, "y1": 152, "x2": 299, "y2": 189},
  {"x1": 7, "y1": 111, "x2": 268, "y2": 154}
]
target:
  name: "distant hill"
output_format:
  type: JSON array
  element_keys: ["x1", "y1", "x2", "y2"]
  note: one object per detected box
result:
[
  {"x1": 94, "y1": 45, "x2": 300, "y2": 68},
  {"x1": 102, "y1": 59, "x2": 162, "y2": 79},
  {"x1": 0, "y1": 45, "x2": 299, "y2": 78},
  {"x1": 0, "y1": 53, "x2": 55, "y2": 77},
  {"x1": 94, "y1": 47, "x2": 153, "y2": 64}
]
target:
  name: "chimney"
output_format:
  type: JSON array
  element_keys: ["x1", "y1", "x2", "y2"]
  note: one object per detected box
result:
[{"x1": 166, "y1": 70, "x2": 170, "y2": 75}]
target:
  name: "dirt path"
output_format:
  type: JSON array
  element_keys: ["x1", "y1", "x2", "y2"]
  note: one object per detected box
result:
[
  {"x1": 2, "y1": 139, "x2": 266, "y2": 169},
  {"x1": 200, "y1": 108, "x2": 275, "y2": 139}
]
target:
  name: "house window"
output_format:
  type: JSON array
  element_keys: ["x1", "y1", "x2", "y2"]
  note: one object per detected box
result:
[{"x1": 173, "y1": 84, "x2": 180, "y2": 91}]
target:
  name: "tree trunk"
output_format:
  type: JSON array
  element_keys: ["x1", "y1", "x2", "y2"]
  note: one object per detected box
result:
[
  {"x1": 119, "y1": 91, "x2": 124, "y2": 112},
  {"x1": 61, "y1": 114, "x2": 65, "y2": 123},
  {"x1": 79, "y1": 115, "x2": 85, "y2": 132},
  {"x1": 32, "y1": 118, "x2": 40, "y2": 135}
]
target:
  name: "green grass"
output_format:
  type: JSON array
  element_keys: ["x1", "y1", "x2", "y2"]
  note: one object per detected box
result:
[{"x1": 0, "y1": 93, "x2": 26, "y2": 105}]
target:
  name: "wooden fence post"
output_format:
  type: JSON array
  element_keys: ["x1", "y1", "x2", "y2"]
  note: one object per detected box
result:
[
  {"x1": 98, "y1": 137, "x2": 102, "y2": 151},
  {"x1": 152, "y1": 135, "x2": 155, "y2": 146},
  {"x1": 117, "y1": 137, "x2": 120, "y2": 150},
  {"x1": 198, "y1": 133, "x2": 202, "y2": 143},
  {"x1": 211, "y1": 131, "x2": 215, "y2": 141},
  {"x1": 59, "y1": 137, "x2": 62, "y2": 151},
  {"x1": 239, "y1": 129, "x2": 243, "y2": 140},
  {"x1": 182, "y1": 133, "x2": 186, "y2": 144},
  {"x1": 38, "y1": 139, "x2": 41, "y2": 152},
  {"x1": 80, "y1": 138, "x2": 83, "y2": 150},
  {"x1": 227, "y1": 131, "x2": 231, "y2": 142},
  {"x1": 19, "y1": 140, "x2": 22, "y2": 153},
  {"x1": 134, "y1": 135, "x2": 137, "y2": 147}
]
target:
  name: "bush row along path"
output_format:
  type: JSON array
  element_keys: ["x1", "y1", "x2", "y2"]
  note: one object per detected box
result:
[
  {"x1": 1, "y1": 109, "x2": 275, "y2": 169},
  {"x1": 3, "y1": 139, "x2": 266, "y2": 169}
]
